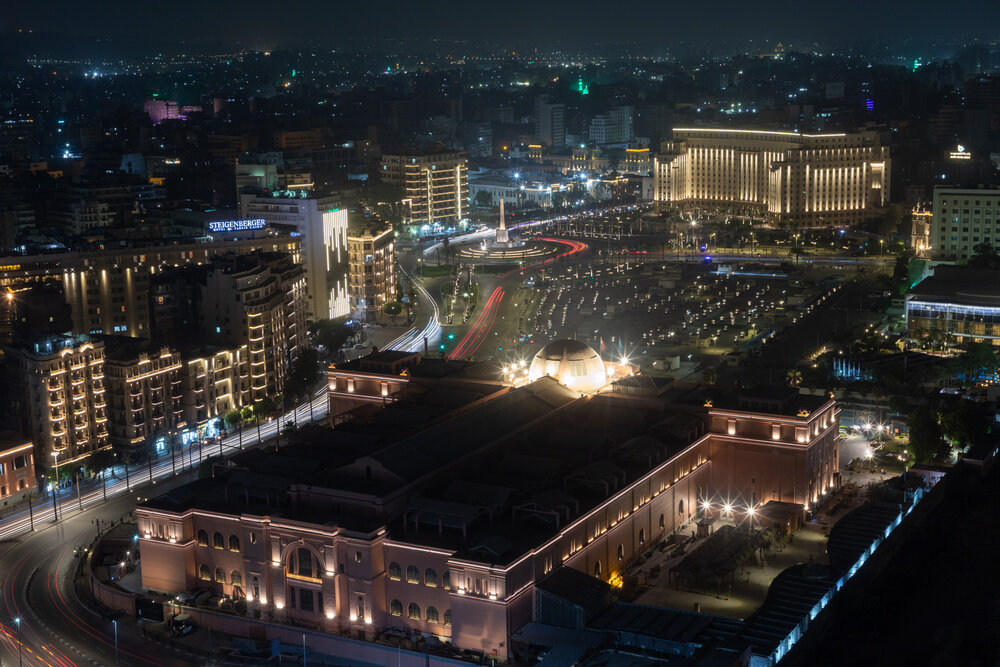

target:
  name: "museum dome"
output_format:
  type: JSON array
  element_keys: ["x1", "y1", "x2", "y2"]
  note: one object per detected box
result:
[{"x1": 528, "y1": 339, "x2": 607, "y2": 393}]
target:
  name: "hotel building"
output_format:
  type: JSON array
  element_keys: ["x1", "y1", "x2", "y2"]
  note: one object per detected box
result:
[
  {"x1": 105, "y1": 341, "x2": 185, "y2": 452},
  {"x1": 347, "y1": 224, "x2": 396, "y2": 322},
  {"x1": 180, "y1": 346, "x2": 252, "y2": 426},
  {"x1": 380, "y1": 149, "x2": 468, "y2": 227},
  {"x1": 136, "y1": 345, "x2": 838, "y2": 661},
  {"x1": 5, "y1": 334, "x2": 110, "y2": 469},
  {"x1": 929, "y1": 186, "x2": 1000, "y2": 260},
  {"x1": 653, "y1": 128, "x2": 890, "y2": 225}
]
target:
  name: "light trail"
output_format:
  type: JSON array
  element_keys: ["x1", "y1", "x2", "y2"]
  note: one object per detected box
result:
[
  {"x1": 448, "y1": 286, "x2": 504, "y2": 360},
  {"x1": 385, "y1": 265, "x2": 440, "y2": 353}
]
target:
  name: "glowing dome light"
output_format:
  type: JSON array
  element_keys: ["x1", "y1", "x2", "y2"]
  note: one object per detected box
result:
[{"x1": 528, "y1": 339, "x2": 607, "y2": 393}]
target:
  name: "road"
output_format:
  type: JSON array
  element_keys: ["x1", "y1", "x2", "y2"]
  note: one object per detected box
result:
[
  {"x1": 383, "y1": 264, "x2": 441, "y2": 353},
  {"x1": 0, "y1": 386, "x2": 332, "y2": 666}
]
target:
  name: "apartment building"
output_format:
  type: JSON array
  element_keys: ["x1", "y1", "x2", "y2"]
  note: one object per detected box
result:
[
  {"x1": 104, "y1": 341, "x2": 185, "y2": 452},
  {"x1": 929, "y1": 186, "x2": 1000, "y2": 260},
  {"x1": 380, "y1": 149, "x2": 468, "y2": 227},
  {"x1": 347, "y1": 224, "x2": 396, "y2": 321}
]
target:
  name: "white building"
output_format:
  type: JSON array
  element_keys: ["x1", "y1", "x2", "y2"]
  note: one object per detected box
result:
[
  {"x1": 589, "y1": 106, "x2": 634, "y2": 146},
  {"x1": 930, "y1": 186, "x2": 1000, "y2": 260},
  {"x1": 238, "y1": 192, "x2": 350, "y2": 320}
]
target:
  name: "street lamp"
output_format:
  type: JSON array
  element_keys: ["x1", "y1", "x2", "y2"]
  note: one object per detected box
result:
[
  {"x1": 51, "y1": 451, "x2": 60, "y2": 522},
  {"x1": 14, "y1": 616, "x2": 22, "y2": 666},
  {"x1": 113, "y1": 619, "x2": 118, "y2": 665}
]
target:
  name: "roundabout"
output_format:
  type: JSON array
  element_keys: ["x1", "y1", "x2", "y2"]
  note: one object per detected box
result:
[{"x1": 453, "y1": 236, "x2": 562, "y2": 262}]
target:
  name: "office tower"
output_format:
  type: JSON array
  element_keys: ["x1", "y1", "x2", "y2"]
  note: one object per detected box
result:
[{"x1": 534, "y1": 95, "x2": 566, "y2": 149}]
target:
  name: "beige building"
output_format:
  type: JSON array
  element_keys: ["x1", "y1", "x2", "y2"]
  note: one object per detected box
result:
[
  {"x1": 5, "y1": 335, "x2": 109, "y2": 468},
  {"x1": 347, "y1": 224, "x2": 396, "y2": 321},
  {"x1": 105, "y1": 341, "x2": 185, "y2": 452},
  {"x1": 380, "y1": 149, "x2": 468, "y2": 226},
  {"x1": 202, "y1": 253, "x2": 308, "y2": 401},
  {"x1": 181, "y1": 346, "x2": 252, "y2": 426},
  {"x1": 0, "y1": 435, "x2": 35, "y2": 503},
  {"x1": 929, "y1": 186, "x2": 1000, "y2": 260},
  {"x1": 653, "y1": 128, "x2": 890, "y2": 225}
]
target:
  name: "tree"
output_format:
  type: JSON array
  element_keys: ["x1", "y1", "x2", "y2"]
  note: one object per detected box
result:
[
  {"x1": 85, "y1": 448, "x2": 115, "y2": 478},
  {"x1": 785, "y1": 368, "x2": 803, "y2": 387},
  {"x1": 967, "y1": 242, "x2": 1000, "y2": 269},
  {"x1": 474, "y1": 191, "x2": 493, "y2": 208},
  {"x1": 702, "y1": 366, "x2": 717, "y2": 385},
  {"x1": 284, "y1": 348, "x2": 320, "y2": 405},
  {"x1": 939, "y1": 401, "x2": 990, "y2": 448},
  {"x1": 255, "y1": 396, "x2": 278, "y2": 419},
  {"x1": 224, "y1": 410, "x2": 243, "y2": 432},
  {"x1": 906, "y1": 406, "x2": 942, "y2": 463},
  {"x1": 309, "y1": 319, "x2": 352, "y2": 356},
  {"x1": 382, "y1": 300, "x2": 403, "y2": 325}
]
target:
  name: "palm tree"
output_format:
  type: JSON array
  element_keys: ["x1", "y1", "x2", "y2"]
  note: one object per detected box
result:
[{"x1": 786, "y1": 368, "x2": 803, "y2": 388}]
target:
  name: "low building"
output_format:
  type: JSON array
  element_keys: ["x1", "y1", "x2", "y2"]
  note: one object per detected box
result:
[
  {"x1": 905, "y1": 266, "x2": 1000, "y2": 345},
  {"x1": 4, "y1": 334, "x2": 110, "y2": 470},
  {"x1": 136, "y1": 344, "x2": 838, "y2": 661},
  {"x1": 0, "y1": 434, "x2": 35, "y2": 503}
]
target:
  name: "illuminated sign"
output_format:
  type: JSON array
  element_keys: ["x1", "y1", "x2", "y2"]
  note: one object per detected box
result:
[
  {"x1": 949, "y1": 145, "x2": 971, "y2": 161},
  {"x1": 208, "y1": 219, "x2": 266, "y2": 232}
]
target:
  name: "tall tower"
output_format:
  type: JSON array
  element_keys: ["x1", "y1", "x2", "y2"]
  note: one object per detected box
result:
[{"x1": 496, "y1": 198, "x2": 509, "y2": 244}]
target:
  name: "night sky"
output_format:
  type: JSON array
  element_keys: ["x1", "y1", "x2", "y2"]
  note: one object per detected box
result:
[{"x1": 5, "y1": 0, "x2": 1000, "y2": 53}]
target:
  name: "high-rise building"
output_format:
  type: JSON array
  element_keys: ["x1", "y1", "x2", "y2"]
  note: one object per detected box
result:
[
  {"x1": 929, "y1": 186, "x2": 1000, "y2": 260},
  {"x1": 588, "y1": 106, "x2": 634, "y2": 145},
  {"x1": 653, "y1": 128, "x2": 890, "y2": 225},
  {"x1": 5, "y1": 334, "x2": 110, "y2": 468},
  {"x1": 180, "y1": 345, "x2": 251, "y2": 426},
  {"x1": 201, "y1": 253, "x2": 308, "y2": 401},
  {"x1": 104, "y1": 340, "x2": 185, "y2": 453},
  {"x1": 534, "y1": 95, "x2": 566, "y2": 149},
  {"x1": 380, "y1": 149, "x2": 468, "y2": 227},
  {"x1": 238, "y1": 192, "x2": 350, "y2": 320},
  {"x1": 347, "y1": 224, "x2": 396, "y2": 321}
]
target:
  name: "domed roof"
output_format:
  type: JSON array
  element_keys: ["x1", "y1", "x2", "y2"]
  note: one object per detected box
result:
[{"x1": 528, "y1": 339, "x2": 607, "y2": 393}]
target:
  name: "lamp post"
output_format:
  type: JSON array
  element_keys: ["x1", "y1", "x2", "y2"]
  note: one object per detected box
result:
[
  {"x1": 112, "y1": 619, "x2": 118, "y2": 665},
  {"x1": 14, "y1": 616, "x2": 22, "y2": 666},
  {"x1": 51, "y1": 451, "x2": 60, "y2": 522}
]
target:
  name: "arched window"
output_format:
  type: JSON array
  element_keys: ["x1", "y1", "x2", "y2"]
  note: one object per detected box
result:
[
  {"x1": 593, "y1": 560, "x2": 602, "y2": 578},
  {"x1": 288, "y1": 547, "x2": 317, "y2": 579},
  {"x1": 444, "y1": 609, "x2": 452, "y2": 626},
  {"x1": 388, "y1": 562, "x2": 402, "y2": 581},
  {"x1": 424, "y1": 568, "x2": 438, "y2": 587},
  {"x1": 390, "y1": 599, "x2": 403, "y2": 616},
  {"x1": 617, "y1": 544, "x2": 624, "y2": 561},
  {"x1": 658, "y1": 514, "x2": 665, "y2": 530},
  {"x1": 231, "y1": 570, "x2": 242, "y2": 587},
  {"x1": 426, "y1": 606, "x2": 439, "y2": 623},
  {"x1": 406, "y1": 565, "x2": 419, "y2": 584},
  {"x1": 407, "y1": 603, "x2": 421, "y2": 620},
  {"x1": 229, "y1": 535, "x2": 240, "y2": 552},
  {"x1": 215, "y1": 567, "x2": 226, "y2": 583},
  {"x1": 199, "y1": 564, "x2": 211, "y2": 580},
  {"x1": 638, "y1": 529, "x2": 645, "y2": 545},
  {"x1": 213, "y1": 532, "x2": 224, "y2": 549},
  {"x1": 197, "y1": 530, "x2": 208, "y2": 546},
  {"x1": 442, "y1": 571, "x2": 451, "y2": 590},
  {"x1": 678, "y1": 499, "x2": 685, "y2": 515}
]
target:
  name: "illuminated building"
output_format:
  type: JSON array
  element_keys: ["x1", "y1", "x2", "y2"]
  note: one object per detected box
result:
[
  {"x1": 653, "y1": 128, "x2": 890, "y2": 225},
  {"x1": 202, "y1": 253, "x2": 307, "y2": 401},
  {"x1": 929, "y1": 186, "x2": 1000, "y2": 260},
  {"x1": 905, "y1": 266, "x2": 1000, "y2": 345},
  {"x1": 588, "y1": 106, "x2": 633, "y2": 146},
  {"x1": 104, "y1": 341, "x2": 185, "y2": 452},
  {"x1": 238, "y1": 191, "x2": 350, "y2": 320},
  {"x1": 5, "y1": 334, "x2": 110, "y2": 468},
  {"x1": 527, "y1": 339, "x2": 607, "y2": 392},
  {"x1": 380, "y1": 149, "x2": 468, "y2": 227},
  {"x1": 911, "y1": 203, "x2": 933, "y2": 258},
  {"x1": 347, "y1": 224, "x2": 395, "y2": 322},
  {"x1": 0, "y1": 434, "x2": 35, "y2": 501},
  {"x1": 181, "y1": 346, "x2": 251, "y2": 425},
  {"x1": 136, "y1": 346, "x2": 837, "y2": 661}
]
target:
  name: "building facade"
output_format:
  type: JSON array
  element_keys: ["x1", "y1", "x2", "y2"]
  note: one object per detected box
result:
[
  {"x1": 0, "y1": 435, "x2": 35, "y2": 502},
  {"x1": 381, "y1": 150, "x2": 468, "y2": 227},
  {"x1": 136, "y1": 375, "x2": 838, "y2": 661},
  {"x1": 653, "y1": 128, "x2": 890, "y2": 225},
  {"x1": 347, "y1": 225, "x2": 396, "y2": 321},
  {"x1": 929, "y1": 186, "x2": 1000, "y2": 260},
  {"x1": 534, "y1": 96, "x2": 566, "y2": 149},
  {"x1": 5, "y1": 335, "x2": 109, "y2": 469},
  {"x1": 905, "y1": 266, "x2": 1000, "y2": 345},
  {"x1": 181, "y1": 346, "x2": 252, "y2": 426},
  {"x1": 105, "y1": 343, "x2": 185, "y2": 452}
]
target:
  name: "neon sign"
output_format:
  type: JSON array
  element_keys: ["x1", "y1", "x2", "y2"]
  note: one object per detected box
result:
[{"x1": 208, "y1": 219, "x2": 266, "y2": 232}]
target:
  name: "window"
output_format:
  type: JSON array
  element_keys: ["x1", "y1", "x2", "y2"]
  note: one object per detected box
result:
[
  {"x1": 388, "y1": 562, "x2": 402, "y2": 581},
  {"x1": 290, "y1": 548, "x2": 315, "y2": 578},
  {"x1": 406, "y1": 565, "x2": 419, "y2": 584},
  {"x1": 249, "y1": 532, "x2": 257, "y2": 544},
  {"x1": 390, "y1": 599, "x2": 403, "y2": 616},
  {"x1": 355, "y1": 551, "x2": 363, "y2": 564},
  {"x1": 658, "y1": 514, "x2": 665, "y2": 530},
  {"x1": 215, "y1": 567, "x2": 226, "y2": 583},
  {"x1": 213, "y1": 532, "x2": 224, "y2": 549},
  {"x1": 229, "y1": 535, "x2": 240, "y2": 552},
  {"x1": 617, "y1": 544, "x2": 624, "y2": 561},
  {"x1": 678, "y1": 500, "x2": 685, "y2": 515},
  {"x1": 197, "y1": 530, "x2": 209, "y2": 547},
  {"x1": 426, "y1": 606, "x2": 439, "y2": 624},
  {"x1": 593, "y1": 561, "x2": 602, "y2": 578},
  {"x1": 199, "y1": 564, "x2": 211, "y2": 580},
  {"x1": 231, "y1": 570, "x2": 242, "y2": 587},
  {"x1": 442, "y1": 571, "x2": 451, "y2": 590},
  {"x1": 300, "y1": 589, "x2": 314, "y2": 612},
  {"x1": 424, "y1": 568, "x2": 437, "y2": 587},
  {"x1": 444, "y1": 609, "x2": 452, "y2": 626},
  {"x1": 638, "y1": 529, "x2": 645, "y2": 545},
  {"x1": 408, "y1": 603, "x2": 421, "y2": 620}
]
